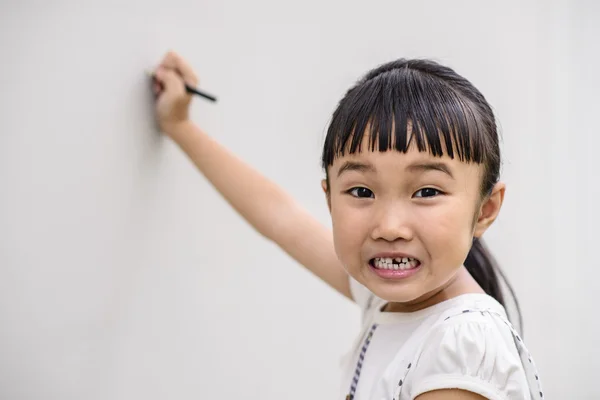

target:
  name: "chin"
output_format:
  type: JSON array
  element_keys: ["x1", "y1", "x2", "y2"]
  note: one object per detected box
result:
[
  {"x1": 369, "y1": 282, "x2": 425, "y2": 304},
  {"x1": 354, "y1": 270, "x2": 427, "y2": 304}
]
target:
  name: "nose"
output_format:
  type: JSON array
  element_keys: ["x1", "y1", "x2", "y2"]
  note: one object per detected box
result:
[{"x1": 370, "y1": 204, "x2": 414, "y2": 242}]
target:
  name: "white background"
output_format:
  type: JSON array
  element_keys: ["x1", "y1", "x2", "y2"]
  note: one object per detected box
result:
[{"x1": 1, "y1": 0, "x2": 598, "y2": 398}]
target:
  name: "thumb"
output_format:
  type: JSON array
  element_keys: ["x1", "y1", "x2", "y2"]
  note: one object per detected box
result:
[{"x1": 155, "y1": 67, "x2": 186, "y2": 98}]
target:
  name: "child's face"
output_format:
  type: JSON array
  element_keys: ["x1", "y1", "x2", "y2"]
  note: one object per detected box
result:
[{"x1": 324, "y1": 136, "x2": 503, "y2": 305}]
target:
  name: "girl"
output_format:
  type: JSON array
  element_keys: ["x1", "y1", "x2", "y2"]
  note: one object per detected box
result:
[{"x1": 151, "y1": 51, "x2": 543, "y2": 400}]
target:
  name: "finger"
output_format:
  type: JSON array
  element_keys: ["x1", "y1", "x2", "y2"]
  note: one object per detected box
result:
[
  {"x1": 154, "y1": 67, "x2": 186, "y2": 97},
  {"x1": 152, "y1": 81, "x2": 162, "y2": 96},
  {"x1": 160, "y1": 50, "x2": 199, "y2": 87},
  {"x1": 174, "y1": 54, "x2": 199, "y2": 87}
]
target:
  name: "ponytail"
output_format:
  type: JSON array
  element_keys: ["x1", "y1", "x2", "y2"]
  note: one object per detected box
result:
[{"x1": 464, "y1": 238, "x2": 523, "y2": 332}]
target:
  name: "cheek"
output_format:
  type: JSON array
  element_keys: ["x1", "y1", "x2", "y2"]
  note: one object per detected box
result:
[
  {"x1": 330, "y1": 198, "x2": 368, "y2": 264},
  {"x1": 416, "y1": 202, "x2": 475, "y2": 261}
]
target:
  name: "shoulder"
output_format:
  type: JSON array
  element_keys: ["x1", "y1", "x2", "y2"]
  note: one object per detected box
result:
[
  {"x1": 408, "y1": 301, "x2": 530, "y2": 400},
  {"x1": 349, "y1": 277, "x2": 384, "y2": 317},
  {"x1": 349, "y1": 277, "x2": 372, "y2": 309}
]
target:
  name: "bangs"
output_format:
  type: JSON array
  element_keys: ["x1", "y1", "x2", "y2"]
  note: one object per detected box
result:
[{"x1": 322, "y1": 66, "x2": 491, "y2": 168}]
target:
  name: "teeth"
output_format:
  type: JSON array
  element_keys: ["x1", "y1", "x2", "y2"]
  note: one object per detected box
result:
[
  {"x1": 373, "y1": 257, "x2": 419, "y2": 270},
  {"x1": 374, "y1": 257, "x2": 417, "y2": 263}
]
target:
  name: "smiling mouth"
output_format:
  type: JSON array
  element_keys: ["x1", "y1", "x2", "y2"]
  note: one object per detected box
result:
[{"x1": 369, "y1": 257, "x2": 421, "y2": 270}]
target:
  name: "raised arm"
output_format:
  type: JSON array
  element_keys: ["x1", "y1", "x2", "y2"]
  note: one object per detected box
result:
[{"x1": 151, "y1": 51, "x2": 351, "y2": 299}]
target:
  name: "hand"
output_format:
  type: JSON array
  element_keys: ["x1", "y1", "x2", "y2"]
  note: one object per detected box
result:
[{"x1": 151, "y1": 51, "x2": 199, "y2": 136}]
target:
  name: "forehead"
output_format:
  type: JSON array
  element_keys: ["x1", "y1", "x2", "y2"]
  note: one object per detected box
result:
[
  {"x1": 330, "y1": 136, "x2": 482, "y2": 180},
  {"x1": 332, "y1": 129, "x2": 445, "y2": 165}
]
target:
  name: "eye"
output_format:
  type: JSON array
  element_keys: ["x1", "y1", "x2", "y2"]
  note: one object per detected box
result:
[
  {"x1": 348, "y1": 187, "x2": 374, "y2": 198},
  {"x1": 414, "y1": 188, "x2": 442, "y2": 198}
]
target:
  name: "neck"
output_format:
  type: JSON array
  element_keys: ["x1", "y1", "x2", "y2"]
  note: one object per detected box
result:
[{"x1": 383, "y1": 266, "x2": 484, "y2": 313}]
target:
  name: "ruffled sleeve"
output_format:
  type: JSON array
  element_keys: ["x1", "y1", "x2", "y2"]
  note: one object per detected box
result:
[
  {"x1": 407, "y1": 313, "x2": 530, "y2": 400},
  {"x1": 349, "y1": 277, "x2": 375, "y2": 313}
]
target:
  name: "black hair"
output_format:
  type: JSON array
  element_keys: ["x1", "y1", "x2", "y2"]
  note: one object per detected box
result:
[{"x1": 321, "y1": 59, "x2": 522, "y2": 330}]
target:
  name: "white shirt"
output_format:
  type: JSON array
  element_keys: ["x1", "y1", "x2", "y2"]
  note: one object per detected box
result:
[{"x1": 339, "y1": 278, "x2": 543, "y2": 400}]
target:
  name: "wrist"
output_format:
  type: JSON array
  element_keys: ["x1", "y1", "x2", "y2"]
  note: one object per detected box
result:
[{"x1": 163, "y1": 120, "x2": 194, "y2": 140}]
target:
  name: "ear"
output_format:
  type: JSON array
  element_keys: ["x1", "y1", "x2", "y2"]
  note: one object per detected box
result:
[
  {"x1": 321, "y1": 179, "x2": 331, "y2": 212},
  {"x1": 473, "y1": 182, "x2": 505, "y2": 238}
]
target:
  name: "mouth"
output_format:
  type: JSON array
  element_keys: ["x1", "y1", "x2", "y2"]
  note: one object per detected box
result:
[
  {"x1": 370, "y1": 257, "x2": 420, "y2": 270},
  {"x1": 368, "y1": 257, "x2": 421, "y2": 279}
]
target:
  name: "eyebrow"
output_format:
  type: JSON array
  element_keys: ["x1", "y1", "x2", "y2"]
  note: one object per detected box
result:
[
  {"x1": 336, "y1": 160, "x2": 454, "y2": 179},
  {"x1": 336, "y1": 161, "x2": 376, "y2": 177},
  {"x1": 406, "y1": 162, "x2": 454, "y2": 179}
]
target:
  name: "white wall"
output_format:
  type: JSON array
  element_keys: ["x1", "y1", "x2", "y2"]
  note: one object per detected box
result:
[{"x1": 0, "y1": 1, "x2": 597, "y2": 399}]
